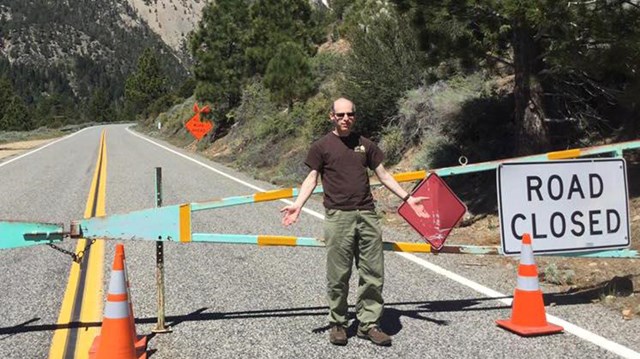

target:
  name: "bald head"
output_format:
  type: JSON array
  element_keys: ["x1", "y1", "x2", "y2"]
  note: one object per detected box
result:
[{"x1": 331, "y1": 98, "x2": 356, "y2": 114}]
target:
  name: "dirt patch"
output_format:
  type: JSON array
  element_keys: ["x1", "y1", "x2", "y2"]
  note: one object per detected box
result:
[{"x1": 0, "y1": 139, "x2": 53, "y2": 160}]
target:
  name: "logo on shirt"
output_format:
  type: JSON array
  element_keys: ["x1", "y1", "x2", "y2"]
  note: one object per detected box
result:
[{"x1": 354, "y1": 145, "x2": 365, "y2": 153}]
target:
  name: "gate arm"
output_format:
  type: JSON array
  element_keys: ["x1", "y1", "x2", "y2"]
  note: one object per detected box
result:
[
  {"x1": 71, "y1": 204, "x2": 501, "y2": 254},
  {"x1": 434, "y1": 139, "x2": 640, "y2": 177},
  {"x1": 191, "y1": 172, "x2": 427, "y2": 212},
  {"x1": 0, "y1": 220, "x2": 66, "y2": 249},
  {"x1": 77, "y1": 204, "x2": 192, "y2": 242},
  {"x1": 18, "y1": 206, "x2": 635, "y2": 257},
  {"x1": 191, "y1": 140, "x2": 640, "y2": 212}
]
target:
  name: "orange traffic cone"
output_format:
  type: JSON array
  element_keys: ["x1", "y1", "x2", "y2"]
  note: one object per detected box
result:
[
  {"x1": 496, "y1": 233, "x2": 563, "y2": 336},
  {"x1": 89, "y1": 244, "x2": 147, "y2": 359},
  {"x1": 119, "y1": 245, "x2": 148, "y2": 350}
]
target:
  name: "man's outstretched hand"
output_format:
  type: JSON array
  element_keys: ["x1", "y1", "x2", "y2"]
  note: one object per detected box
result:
[
  {"x1": 407, "y1": 196, "x2": 430, "y2": 218},
  {"x1": 280, "y1": 205, "x2": 301, "y2": 226}
]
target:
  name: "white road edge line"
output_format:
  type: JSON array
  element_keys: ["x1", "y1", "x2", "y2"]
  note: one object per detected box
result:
[
  {"x1": 0, "y1": 127, "x2": 90, "y2": 169},
  {"x1": 127, "y1": 126, "x2": 639, "y2": 359},
  {"x1": 126, "y1": 127, "x2": 324, "y2": 219},
  {"x1": 397, "y1": 253, "x2": 640, "y2": 359}
]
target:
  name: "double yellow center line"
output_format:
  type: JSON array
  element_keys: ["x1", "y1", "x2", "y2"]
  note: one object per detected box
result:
[{"x1": 49, "y1": 130, "x2": 107, "y2": 359}]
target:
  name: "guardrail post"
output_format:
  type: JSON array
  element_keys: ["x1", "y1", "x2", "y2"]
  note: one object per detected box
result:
[{"x1": 152, "y1": 167, "x2": 171, "y2": 333}]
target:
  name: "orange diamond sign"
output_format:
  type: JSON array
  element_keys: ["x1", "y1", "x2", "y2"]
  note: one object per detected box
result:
[{"x1": 185, "y1": 103, "x2": 214, "y2": 141}]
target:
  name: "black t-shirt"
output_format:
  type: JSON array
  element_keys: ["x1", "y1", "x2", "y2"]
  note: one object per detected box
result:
[{"x1": 305, "y1": 132, "x2": 384, "y2": 210}]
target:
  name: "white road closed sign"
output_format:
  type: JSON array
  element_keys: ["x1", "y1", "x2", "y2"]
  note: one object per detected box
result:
[{"x1": 497, "y1": 159, "x2": 630, "y2": 255}]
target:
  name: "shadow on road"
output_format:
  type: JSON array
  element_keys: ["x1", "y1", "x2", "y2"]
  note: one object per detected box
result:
[{"x1": 0, "y1": 288, "x2": 615, "y2": 340}]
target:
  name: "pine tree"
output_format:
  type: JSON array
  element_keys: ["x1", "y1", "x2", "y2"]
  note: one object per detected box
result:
[
  {"x1": 189, "y1": 0, "x2": 250, "y2": 112},
  {"x1": 87, "y1": 88, "x2": 114, "y2": 123},
  {"x1": 0, "y1": 77, "x2": 32, "y2": 131},
  {"x1": 124, "y1": 48, "x2": 169, "y2": 117},
  {"x1": 2, "y1": 96, "x2": 32, "y2": 131},
  {"x1": 340, "y1": 0, "x2": 425, "y2": 137},
  {"x1": 393, "y1": 0, "x2": 640, "y2": 154},
  {"x1": 244, "y1": 0, "x2": 322, "y2": 76},
  {"x1": 264, "y1": 42, "x2": 314, "y2": 108}
]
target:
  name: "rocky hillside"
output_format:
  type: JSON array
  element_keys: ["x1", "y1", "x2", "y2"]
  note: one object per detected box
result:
[
  {"x1": 0, "y1": 0, "x2": 189, "y2": 105},
  {"x1": 127, "y1": 0, "x2": 207, "y2": 54}
]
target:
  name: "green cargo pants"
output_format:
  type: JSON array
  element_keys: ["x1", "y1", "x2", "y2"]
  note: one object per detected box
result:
[{"x1": 324, "y1": 208, "x2": 384, "y2": 331}]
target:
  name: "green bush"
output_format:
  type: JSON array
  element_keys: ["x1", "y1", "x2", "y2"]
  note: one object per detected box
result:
[
  {"x1": 392, "y1": 74, "x2": 487, "y2": 145},
  {"x1": 236, "y1": 138, "x2": 271, "y2": 170},
  {"x1": 233, "y1": 80, "x2": 278, "y2": 131},
  {"x1": 255, "y1": 112, "x2": 296, "y2": 140},
  {"x1": 389, "y1": 73, "x2": 515, "y2": 169},
  {"x1": 273, "y1": 162, "x2": 309, "y2": 185},
  {"x1": 310, "y1": 51, "x2": 345, "y2": 85},
  {"x1": 379, "y1": 126, "x2": 404, "y2": 165},
  {"x1": 147, "y1": 93, "x2": 181, "y2": 118},
  {"x1": 413, "y1": 135, "x2": 459, "y2": 170},
  {"x1": 297, "y1": 95, "x2": 332, "y2": 141}
]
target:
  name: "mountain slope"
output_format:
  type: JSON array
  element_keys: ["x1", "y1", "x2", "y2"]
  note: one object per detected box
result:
[
  {"x1": 126, "y1": 0, "x2": 207, "y2": 53},
  {"x1": 0, "y1": 0, "x2": 188, "y2": 112}
]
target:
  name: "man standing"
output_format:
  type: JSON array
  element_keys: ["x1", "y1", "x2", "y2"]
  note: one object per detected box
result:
[{"x1": 281, "y1": 98, "x2": 428, "y2": 346}]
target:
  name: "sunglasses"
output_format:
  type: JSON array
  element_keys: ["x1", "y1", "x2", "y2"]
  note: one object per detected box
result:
[{"x1": 333, "y1": 112, "x2": 355, "y2": 118}]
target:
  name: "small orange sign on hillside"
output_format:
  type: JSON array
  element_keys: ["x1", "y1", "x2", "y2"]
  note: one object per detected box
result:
[{"x1": 185, "y1": 103, "x2": 214, "y2": 141}]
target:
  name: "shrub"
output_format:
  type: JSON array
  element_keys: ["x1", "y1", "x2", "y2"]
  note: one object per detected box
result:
[
  {"x1": 309, "y1": 51, "x2": 345, "y2": 85},
  {"x1": 379, "y1": 126, "x2": 404, "y2": 165},
  {"x1": 413, "y1": 135, "x2": 459, "y2": 170},
  {"x1": 255, "y1": 112, "x2": 296, "y2": 140},
  {"x1": 233, "y1": 80, "x2": 278, "y2": 131},
  {"x1": 388, "y1": 73, "x2": 515, "y2": 169},
  {"x1": 298, "y1": 95, "x2": 332, "y2": 141},
  {"x1": 392, "y1": 74, "x2": 487, "y2": 146}
]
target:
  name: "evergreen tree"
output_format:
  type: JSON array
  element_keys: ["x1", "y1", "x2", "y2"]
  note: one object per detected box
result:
[
  {"x1": 2, "y1": 96, "x2": 32, "y2": 131},
  {"x1": 124, "y1": 48, "x2": 168, "y2": 117},
  {"x1": 189, "y1": 0, "x2": 250, "y2": 112},
  {"x1": 190, "y1": 0, "x2": 323, "y2": 136},
  {"x1": 34, "y1": 93, "x2": 76, "y2": 128},
  {"x1": 392, "y1": 0, "x2": 640, "y2": 153},
  {"x1": 264, "y1": 42, "x2": 314, "y2": 108},
  {"x1": 340, "y1": 0, "x2": 425, "y2": 137},
  {"x1": 0, "y1": 77, "x2": 12, "y2": 114},
  {"x1": 87, "y1": 88, "x2": 114, "y2": 123},
  {"x1": 0, "y1": 77, "x2": 32, "y2": 131},
  {"x1": 245, "y1": 0, "x2": 323, "y2": 75}
]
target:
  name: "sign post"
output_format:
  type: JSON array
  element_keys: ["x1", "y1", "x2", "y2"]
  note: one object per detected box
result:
[{"x1": 497, "y1": 159, "x2": 630, "y2": 255}]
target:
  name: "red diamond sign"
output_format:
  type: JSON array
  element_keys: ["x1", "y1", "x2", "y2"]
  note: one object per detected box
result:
[{"x1": 398, "y1": 173, "x2": 467, "y2": 250}]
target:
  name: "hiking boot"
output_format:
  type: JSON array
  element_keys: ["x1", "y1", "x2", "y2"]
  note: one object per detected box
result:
[
  {"x1": 329, "y1": 325, "x2": 347, "y2": 346},
  {"x1": 357, "y1": 326, "x2": 392, "y2": 346}
]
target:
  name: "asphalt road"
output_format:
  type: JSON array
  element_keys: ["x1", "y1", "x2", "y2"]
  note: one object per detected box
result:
[{"x1": 0, "y1": 124, "x2": 639, "y2": 358}]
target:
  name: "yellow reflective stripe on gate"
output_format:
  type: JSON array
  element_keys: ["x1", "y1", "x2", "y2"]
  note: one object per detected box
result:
[
  {"x1": 254, "y1": 188, "x2": 294, "y2": 202},
  {"x1": 547, "y1": 148, "x2": 581, "y2": 160},
  {"x1": 179, "y1": 204, "x2": 192, "y2": 242},
  {"x1": 390, "y1": 242, "x2": 432, "y2": 253},
  {"x1": 393, "y1": 170, "x2": 427, "y2": 183},
  {"x1": 257, "y1": 235, "x2": 297, "y2": 246}
]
